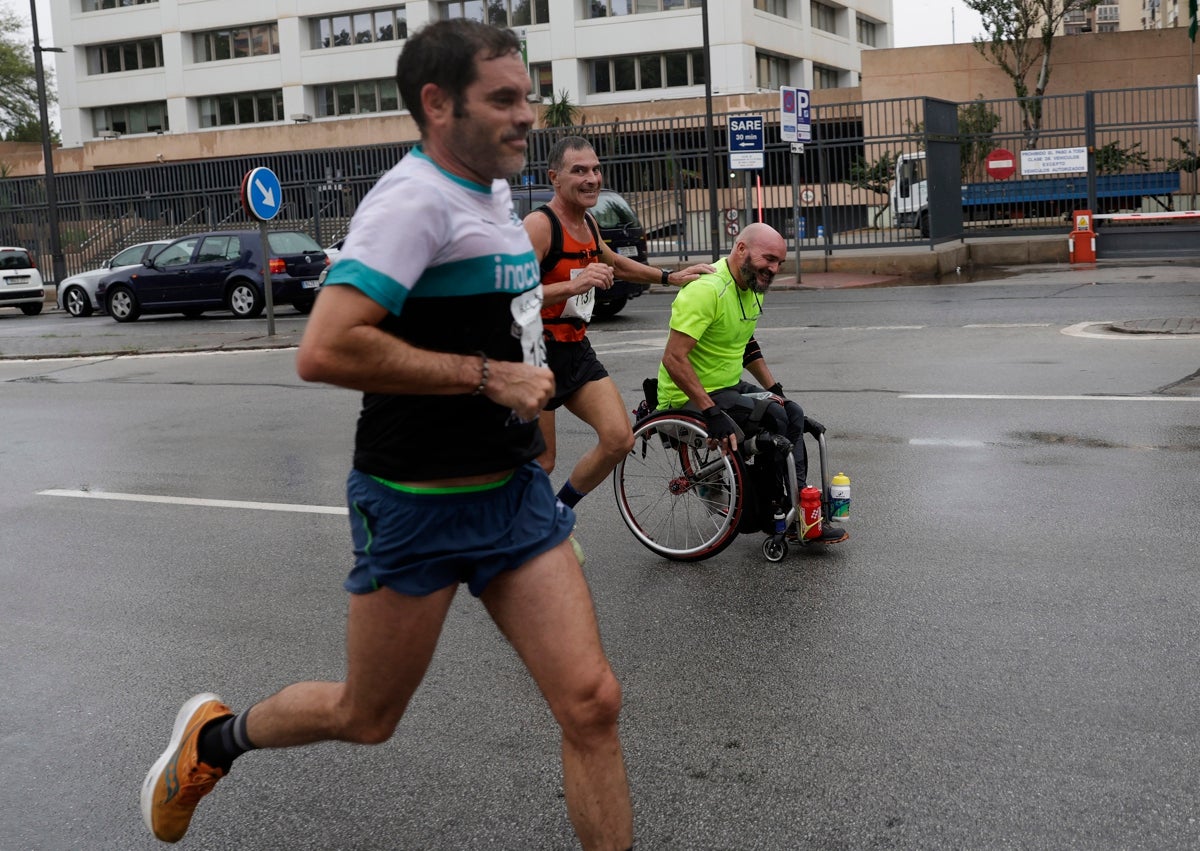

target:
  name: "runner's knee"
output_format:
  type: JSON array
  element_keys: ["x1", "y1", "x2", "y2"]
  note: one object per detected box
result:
[
  {"x1": 599, "y1": 423, "x2": 635, "y2": 458},
  {"x1": 331, "y1": 701, "x2": 405, "y2": 745},
  {"x1": 558, "y1": 669, "x2": 623, "y2": 743}
]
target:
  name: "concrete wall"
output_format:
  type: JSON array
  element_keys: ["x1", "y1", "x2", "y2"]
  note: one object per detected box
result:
[{"x1": 860, "y1": 28, "x2": 1195, "y2": 103}]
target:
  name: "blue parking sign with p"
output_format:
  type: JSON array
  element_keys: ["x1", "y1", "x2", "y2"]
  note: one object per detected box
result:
[{"x1": 780, "y1": 86, "x2": 812, "y2": 142}]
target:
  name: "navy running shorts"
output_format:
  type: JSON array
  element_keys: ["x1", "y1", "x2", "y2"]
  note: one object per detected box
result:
[
  {"x1": 545, "y1": 336, "x2": 609, "y2": 410},
  {"x1": 344, "y1": 461, "x2": 576, "y2": 597}
]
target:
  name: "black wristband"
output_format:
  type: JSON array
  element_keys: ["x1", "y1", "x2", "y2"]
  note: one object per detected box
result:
[{"x1": 660, "y1": 268, "x2": 671, "y2": 286}]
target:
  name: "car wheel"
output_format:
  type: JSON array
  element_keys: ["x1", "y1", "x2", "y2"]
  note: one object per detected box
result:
[
  {"x1": 593, "y1": 295, "x2": 628, "y2": 320},
  {"x1": 228, "y1": 281, "x2": 264, "y2": 319},
  {"x1": 106, "y1": 286, "x2": 141, "y2": 322},
  {"x1": 63, "y1": 286, "x2": 93, "y2": 317},
  {"x1": 20, "y1": 302, "x2": 44, "y2": 316}
]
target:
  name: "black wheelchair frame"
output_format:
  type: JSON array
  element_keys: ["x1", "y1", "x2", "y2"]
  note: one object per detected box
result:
[{"x1": 612, "y1": 379, "x2": 836, "y2": 563}]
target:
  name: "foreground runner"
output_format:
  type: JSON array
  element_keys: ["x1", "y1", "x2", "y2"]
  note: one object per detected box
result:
[{"x1": 140, "y1": 20, "x2": 632, "y2": 850}]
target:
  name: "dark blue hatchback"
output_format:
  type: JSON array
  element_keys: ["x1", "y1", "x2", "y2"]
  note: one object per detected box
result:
[{"x1": 97, "y1": 230, "x2": 328, "y2": 322}]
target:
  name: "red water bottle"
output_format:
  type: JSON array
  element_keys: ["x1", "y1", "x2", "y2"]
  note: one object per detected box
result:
[{"x1": 799, "y1": 487, "x2": 823, "y2": 540}]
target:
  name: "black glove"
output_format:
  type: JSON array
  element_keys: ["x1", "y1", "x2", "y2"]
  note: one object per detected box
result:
[
  {"x1": 767, "y1": 382, "x2": 785, "y2": 398},
  {"x1": 702, "y1": 406, "x2": 738, "y2": 442}
]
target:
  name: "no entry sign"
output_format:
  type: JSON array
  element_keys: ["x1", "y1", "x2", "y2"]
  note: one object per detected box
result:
[{"x1": 985, "y1": 148, "x2": 1017, "y2": 180}]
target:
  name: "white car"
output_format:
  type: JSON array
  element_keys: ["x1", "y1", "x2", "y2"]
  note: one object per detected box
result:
[
  {"x1": 0, "y1": 246, "x2": 47, "y2": 316},
  {"x1": 323, "y1": 237, "x2": 345, "y2": 263},
  {"x1": 57, "y1": 240, "x2": 171, "y2": 317}
]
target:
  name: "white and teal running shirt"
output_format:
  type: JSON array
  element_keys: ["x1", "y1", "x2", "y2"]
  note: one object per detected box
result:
[{"x1": 323, "y1": 147, "x2": 547, "y2": 481}]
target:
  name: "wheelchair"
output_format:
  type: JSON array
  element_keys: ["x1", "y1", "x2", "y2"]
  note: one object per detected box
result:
[{"x1": 613, "y1": 379, "x2": 843, "y2": 563}]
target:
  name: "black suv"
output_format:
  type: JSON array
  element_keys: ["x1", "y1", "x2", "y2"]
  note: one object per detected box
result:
[
  {"x1": 97, "y1": 230, "x2": 327, "y2": 323},
  {"x1": 511, "y1": 186, "x2": 650, "y2": 319}
]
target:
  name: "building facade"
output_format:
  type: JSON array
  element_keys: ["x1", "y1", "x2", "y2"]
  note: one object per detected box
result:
[{"x1": 48, "y1": 0, "x2": 891, "y2": 149}]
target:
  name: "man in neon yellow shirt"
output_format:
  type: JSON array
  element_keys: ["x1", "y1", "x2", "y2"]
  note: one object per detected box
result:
[{"x1": 657, "y1": 222, "x2": 847, "y2": 544}]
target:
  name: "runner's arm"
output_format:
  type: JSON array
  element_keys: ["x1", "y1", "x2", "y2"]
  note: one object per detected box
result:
[{"x1": 297, "y1": 284, "x2": 553, "y2": 421}]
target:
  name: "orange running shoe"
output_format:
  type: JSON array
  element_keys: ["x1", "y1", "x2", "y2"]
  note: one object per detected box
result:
[{"x1": 140, "y1": 693, "x2": 232, "y2": 843}]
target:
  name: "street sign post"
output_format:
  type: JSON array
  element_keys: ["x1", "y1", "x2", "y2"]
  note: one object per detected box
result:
[
  {"x1": 240, "y1": 166, "x2": 282, "y2": 336},
  {"x1": 729, "y1": 115, "x2": 764, "y2": 170}
]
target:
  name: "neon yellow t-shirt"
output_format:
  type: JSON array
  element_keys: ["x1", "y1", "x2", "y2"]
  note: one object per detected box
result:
[{"x1": 656, "y1": 258, "x2": 762, "y2": 409}]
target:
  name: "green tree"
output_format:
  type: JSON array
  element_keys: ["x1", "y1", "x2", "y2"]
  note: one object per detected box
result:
[
  {"x1": 1093, "y1": 140, "x2": 1150, "y2": 175},
  {"x1": 3, "y1": 118, "x2": 59, "y2": 144},
  {"x1": 958, "y1": 96, "x2": 1003, "y2": 182},
  {"x1": 0, "y1": 9, "x2": 51, "y2": 138},
  {"x1": 964, "y1": 0, "x2": 1099, "y2": 149},
  {"x1": 848, "y1": 151, "x2": 899, "y2": 226},
  {"x1": 541, "y1": 89, "x2": 579, "y2": 129},
  {"x1": 1159, "y1": 136, "x2": 1200, "y2": 175}
]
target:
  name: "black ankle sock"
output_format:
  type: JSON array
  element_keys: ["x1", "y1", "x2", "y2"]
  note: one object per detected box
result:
[{"x1": 197, "y1": 708, "x2": 257, "y2": 772}]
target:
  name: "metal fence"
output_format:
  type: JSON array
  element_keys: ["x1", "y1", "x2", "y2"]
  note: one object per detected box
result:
[{"x1": 0, "y1": 83, "x2": 1195, "y2": 281}]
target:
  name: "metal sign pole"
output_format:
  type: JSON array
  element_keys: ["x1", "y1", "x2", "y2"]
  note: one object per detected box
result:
[
  {"x1": 792, "y1": 151, "x2": 802, "y2": 285},
  {"x1": 259, "y1": 221, "x2": 276, "y2": 337}
]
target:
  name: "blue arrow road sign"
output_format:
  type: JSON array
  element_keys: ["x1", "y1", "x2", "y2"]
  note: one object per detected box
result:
[
  {"x1": 242, "y1": 166, "x2": 282, "y2": 221},
  {"x1": 729, "y1": 115, "x2": 764, "y2": 170}
]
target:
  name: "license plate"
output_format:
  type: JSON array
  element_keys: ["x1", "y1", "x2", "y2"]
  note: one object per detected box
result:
[
  {"x1": 301, "y1": 279, "x2": 320, "y2": 289},
  {"x1": 5, "y1": 276, "x2": 30, "y2": 284},
  {"x1": 617, "y1": 246, "x2": 638, "y2": 257}
]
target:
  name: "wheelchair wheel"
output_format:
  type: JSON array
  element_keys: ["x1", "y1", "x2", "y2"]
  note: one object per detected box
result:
[{"x1": 613, "y1": 411, "x2": 745, "y2": 562}]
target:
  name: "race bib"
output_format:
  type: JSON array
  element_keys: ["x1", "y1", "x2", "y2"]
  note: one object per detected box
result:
[
  {"x1": 559, "y1": 268, "x2": 595, "y2": 323},
  {"x1": 510, "y1": 284, "x2": 546, "y2": 368}
]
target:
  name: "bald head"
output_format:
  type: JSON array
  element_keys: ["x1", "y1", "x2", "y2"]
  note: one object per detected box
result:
[{"x1": 729, "y1": 223, "x2": 786, "y2": 294}]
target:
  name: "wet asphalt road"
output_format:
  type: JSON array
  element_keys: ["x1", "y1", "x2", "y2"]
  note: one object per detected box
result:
[{"x1": 3, "y1": 264, "x2": 1200, "y2": 850}]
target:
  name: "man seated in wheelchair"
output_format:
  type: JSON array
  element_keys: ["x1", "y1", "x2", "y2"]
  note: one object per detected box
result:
[{"x1": 655, "y1": 222, "x2": 847, "y2": 544}]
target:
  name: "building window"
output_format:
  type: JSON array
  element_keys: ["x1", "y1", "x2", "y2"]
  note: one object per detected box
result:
[
  {"x1": 311, "y1": 7, "x2": 407, "y2": 49},
  {"x1": 315, "y1": 78, "x2": 403, "y2": 116},
  {"x1": 1096, "y1": 4, "x2": 1119, "y2": 20},
  {"x1": 590, "y1": 50, "x2": 704, "y2": 93},
  {"x1": 813, "y1": 63, "x2": 841, "y2": 89},
  {"x1": 857, "y1": 17, "x2": 877, "y2": 45},
  {"x1": 198, "y1": 89, "x2": 284, "y2": 127},
  {"x1": 193, "y1": 23, "x2": 279, "y2": 62},
  {"x1": 810, "y1": 0, "x2": 837, "y2": 33},
  {"x1": 92, "y1": 100, "x2": 168, "y2": 135},
  {"x1": 753, "y1": 0, "x2": 789, "y2": 16},
  {"x1": 439, "y1": 0, "x2": 550, "y2": 25},
  {"x1": 756, "y1": 52, "x2": 791, "y2": 90},
  {"x1": 86, "y1": 37, "x2": 163, "y2": 74},
  {"x1": 529, "y1": 63, "x2": 553, "y2": 100},
  {"x1": 82, "y1": 0, "x2": 157, "y2": 11},
  {"x1": 586, "y1": 0, "x2": 699, "y2": 17}
]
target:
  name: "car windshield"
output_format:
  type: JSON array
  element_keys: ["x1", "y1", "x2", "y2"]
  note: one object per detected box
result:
[
  {"x1": 591, "y1": 193, "x2": 641, "y2": 230},
  {"x1": 268, "y1": 232, "x2": 322, "y2": 254},
  {"x1": 0, "y1": 249, "x2": 33, "y2": 269}
]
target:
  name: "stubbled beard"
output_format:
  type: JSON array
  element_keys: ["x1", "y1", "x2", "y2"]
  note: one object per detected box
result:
[{"x1": 739, "y1": 257, "x2": 773, "y2": 294}]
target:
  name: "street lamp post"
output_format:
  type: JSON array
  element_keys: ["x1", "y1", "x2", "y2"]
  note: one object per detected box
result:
[
  {"x1": 28, "y1": 0, "x2": 67, "y2": 287},
  {"x1": 700, "y1": 0, "x2": 720, "y2": 262}
]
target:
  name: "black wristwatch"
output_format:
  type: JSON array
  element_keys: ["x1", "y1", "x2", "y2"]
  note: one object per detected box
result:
[{"x1": 660, "y1": 268, "x2": 672, "y2": 286}]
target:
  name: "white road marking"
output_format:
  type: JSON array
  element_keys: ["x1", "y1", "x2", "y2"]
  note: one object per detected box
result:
[
  {"x1": 1061, "y1": 321, "x2": 1199, "y2": 341},
  {"x1": 909, "y1": 438, "x2": 987, "y2": 447},
  {"x1": 0, "y1": 347, "x2": 297, "y2": 366},
  {"x1": 37, "y1": 488, "x2": 347, "y2": 515},
  {"x1": 901, "y1": 393, "x2": 1200, "y2": 402}
]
